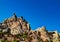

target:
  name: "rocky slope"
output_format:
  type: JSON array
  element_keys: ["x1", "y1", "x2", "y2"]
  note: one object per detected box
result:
[{"x1": 0, "y1": 13, "x2": 60, "y2": 42}]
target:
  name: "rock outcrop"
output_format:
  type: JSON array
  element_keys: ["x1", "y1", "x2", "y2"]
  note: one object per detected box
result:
[
  {"x1": 1, "y1": 13, "x2": 31, "y2": 35},
  {"x1": 0, "y1": 13, "x2": 60, "y2": 42}
]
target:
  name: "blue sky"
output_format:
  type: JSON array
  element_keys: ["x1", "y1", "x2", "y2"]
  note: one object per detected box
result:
[{"x1": 0, "y1": 0, "x2": 60, "y2": 32}]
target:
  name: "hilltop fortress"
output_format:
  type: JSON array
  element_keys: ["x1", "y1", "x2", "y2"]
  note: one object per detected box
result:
[{"x1": 0, "y1": 13, "x2": 60, "y2": 42}]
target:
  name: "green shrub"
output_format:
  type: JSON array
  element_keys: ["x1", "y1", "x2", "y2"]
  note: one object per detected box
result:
[{"x1": 1, "y1": 40, "x2": 8, "y2": 42}]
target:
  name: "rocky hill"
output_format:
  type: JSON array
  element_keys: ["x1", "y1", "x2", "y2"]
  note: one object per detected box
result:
[{"x1": 0, "y1": 13, "x2": 60, "y2": 42}]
